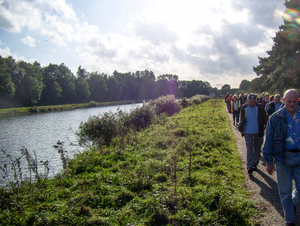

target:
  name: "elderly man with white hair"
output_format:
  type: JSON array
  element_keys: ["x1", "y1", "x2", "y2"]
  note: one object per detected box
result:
[
  {"x1": 263, "y1": 89, "x2": 300, "y2": 226},
  {"x1": 266, "y1": 94, "x2": 283, "y2": 116}
]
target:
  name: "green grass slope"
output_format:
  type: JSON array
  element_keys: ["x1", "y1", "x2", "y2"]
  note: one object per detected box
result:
[{"x1": 0, "y1": 98, "x2": 256, "y2": 225}]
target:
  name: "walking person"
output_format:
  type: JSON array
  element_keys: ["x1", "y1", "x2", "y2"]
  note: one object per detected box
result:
[
  {"x1": 225, "y1": 92, "x2": 230, "y2": 111},
  {"x1": 231, "y1": 95, "x2": 240, "y2": 126},
  {"x1": 266, "y1": 94, "x2": 282, "y2": 117},
  {"x1": 226, "y1": 94, "x2": 233, "y2": 113},
  {"x1": 263, "y1": 89, "x2": 300, "y2": 226},
  {"x1": 239, "y1": 93, "x2": 247, "y2": 105},
  {"x1": 238, "y1": 93, "x2": 268, "y2": 175},
  {"x1": 262, "y1": 93, "x2": 270, "y2": 108}
]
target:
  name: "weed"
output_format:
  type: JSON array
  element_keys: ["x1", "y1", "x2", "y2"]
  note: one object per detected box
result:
[{"x1": 53, "y1": 141, "x2": 68, "y2": 171}]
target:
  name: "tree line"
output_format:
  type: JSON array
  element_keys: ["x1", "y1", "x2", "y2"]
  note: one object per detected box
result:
[{"x1": 0, "y1": 56, "x2": 212, "y2": 108}]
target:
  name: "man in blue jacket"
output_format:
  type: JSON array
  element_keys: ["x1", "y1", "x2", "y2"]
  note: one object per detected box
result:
[{"x1": 263, "y1": 89, "x2": 300, "y2": 226}]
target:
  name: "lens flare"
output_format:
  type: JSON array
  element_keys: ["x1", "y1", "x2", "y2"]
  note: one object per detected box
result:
[{"x1": 275, "y1": 8, "x2": 300, "y2": 25}]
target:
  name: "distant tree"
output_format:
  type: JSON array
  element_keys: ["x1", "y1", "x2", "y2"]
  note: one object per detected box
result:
[
  {"x1": 178, "y1": 80, "x2": 211, "y2": 97},
  {"x1": 221, "y1": 84, "x2": 231, "y2": 94},
  {"x1": 0, "y1": 56, "x2": 15, "y2": 99},
  {"x1": 88, "y1": 72, "x2": 108, "y2": 102},
  {"x1": 76, "y1": 77, "x2": 90, "y2": 103},
  {"x1": 157, "y1": 74, "x2": 179, "y2": 81},
  {"x1": 57, "y1": 64, "x2": 76, "y2": 104},
  {"x1": 77, "y1": 65, "x2": 89, "y2": 79},
  {"x1": 239, "y1": 79, "x2": 251, "y2": 91},
  {"x1": 156, "y1": 74, "x2": 181, "y2": 97},
  {"x1": 137, "y1": 70, "x2": 156, "y2": 99},
  {"x1": 13, "y1": 61, "x2": 43, "y2": 106}
]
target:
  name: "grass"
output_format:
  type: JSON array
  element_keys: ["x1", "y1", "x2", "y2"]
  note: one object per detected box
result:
[
  {"x1": 0, "y1": 98, "x2": 257, "y2": 225},
  {"x1": 0, "y1": 100, "x2": 137, "y2": 116}
]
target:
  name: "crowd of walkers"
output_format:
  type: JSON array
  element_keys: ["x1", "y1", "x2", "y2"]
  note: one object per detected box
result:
[{"x1": 225, "y1": 89, "x2": 300, "y2": 226}]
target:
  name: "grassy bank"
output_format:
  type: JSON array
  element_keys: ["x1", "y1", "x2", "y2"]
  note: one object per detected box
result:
[
  {"x1": 0, "y1": 100, "x2": 137, "y2": 117},
  {"x1": 0, "y1": 98, "x2": 256, "y2": 225}
]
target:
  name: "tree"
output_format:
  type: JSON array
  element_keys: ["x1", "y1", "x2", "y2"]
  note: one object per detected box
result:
[
  {"x1": 253, "y1": 0, "x2": 300, "y2": 94},
  {"x1": 0, "y1": 56, "x2": 15, "y2": 99},
  {"x1": 221, "y1": 84, "x2": 231, "y2": 94},
  {"x1": 77, "y1": 65, "x2": 89, "y2": 79},
  {"x1": 88, "y1": 72, "x2": 108, "y2": 102},
  {"x1": 14, "y1": 61, "x2": 43, "y2": 106},
  {"x1": 76, "y1": 77, "x2": 90, "y2": 103},
  {"x1": 239, "y1": 79, "x2": 251, "y2": 91}
]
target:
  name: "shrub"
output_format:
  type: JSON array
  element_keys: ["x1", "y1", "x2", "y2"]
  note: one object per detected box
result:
[
  {"x1": 124, "y1": 104, "x2": 156, "y2": 131},
  {"x1": 77, "y1": 110, "x2": 129, "y2": 147},
  {"x1": 180, "y1": 97, "x2": 189, "y2": 108},
  {"x1": 149, "y1": 95, "x2": 181, "y2": 116},
  {"x1": 189, "y1": 94, "x2": 209, "y2": 105},
  {"x1": 86, "y1": 101, "x2": 98, "y2": 108}
]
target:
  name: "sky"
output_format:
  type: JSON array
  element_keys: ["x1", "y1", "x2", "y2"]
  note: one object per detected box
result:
[{"x1": 0, "y1": 0, "x2": 286, "y2": 88}]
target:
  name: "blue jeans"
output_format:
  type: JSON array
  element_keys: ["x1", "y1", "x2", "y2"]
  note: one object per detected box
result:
[
  {"x1": 244, "y1": 133, "x2": 263, "y2": 169},
  {"x1": 276, "y1": 152, "x2": 300, "y2": 224},
  {"x1": 232, "y1": 110, "x2": 239, "y2": 123}
]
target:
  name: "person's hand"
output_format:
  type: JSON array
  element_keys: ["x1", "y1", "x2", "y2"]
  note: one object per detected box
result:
[{"x1": 266, "y1": 165, "x2": 275, "y2": 175}]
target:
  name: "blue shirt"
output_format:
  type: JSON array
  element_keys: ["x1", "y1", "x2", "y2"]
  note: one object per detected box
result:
[
  {"x1": 245, "y1": 105, "x2": 259, "y2": 134},
  {"x1": 285, "y1": 108, "x2": 300, "y2": 151},
  {"x1": 275, "y1": 102, "x2": 281, "y2": 112}
]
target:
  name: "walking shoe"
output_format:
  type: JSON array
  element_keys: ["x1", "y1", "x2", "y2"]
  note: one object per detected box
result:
[
  {"x1": 286, "y1": 223, "x2": 295, "y2": 226},
  {"x1": 248, "y1": 167, "x2": 254, "y2": 175},
  {"x1": 252, "y1": 165, "x2": 258, "y2": 171}
]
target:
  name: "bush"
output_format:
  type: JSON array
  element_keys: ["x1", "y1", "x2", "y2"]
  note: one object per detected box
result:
[
  {"x1": 77, "y1": 110, "x2": 129, "y2": 147},
  {"x1": 189, "y1": 94, "x2": 209, "y2": 105},
  {"x1": 125, "y1": 104, "x2": 156, "y2": 131},
  {"x1": 180, "y1": 97, "x2": 189, "y2": 108},
  {"x1": 149, "y1": 95, "x2": 181, "y2": 116}
]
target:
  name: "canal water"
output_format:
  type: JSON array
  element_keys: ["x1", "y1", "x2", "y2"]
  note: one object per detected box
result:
[{"x1": 0, "y1": 103, "x2": 141, "y2": 186}]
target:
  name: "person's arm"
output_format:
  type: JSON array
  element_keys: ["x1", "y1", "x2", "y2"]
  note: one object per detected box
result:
[
  {"x1": 238, "y1": 107, "x2": 245, "y2": 136},
  {"x1": 262, "y1": 118, "x2": 275, "y2": 168}
]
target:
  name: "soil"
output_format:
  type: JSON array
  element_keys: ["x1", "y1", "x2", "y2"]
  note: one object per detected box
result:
[{"x1": 226, "y1": 110, "x2": 300, "y2": 226}]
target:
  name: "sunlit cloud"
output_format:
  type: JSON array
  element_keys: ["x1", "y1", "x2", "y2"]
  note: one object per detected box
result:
[
  {"x1": 0, "y1": 0, "x2": 286, "y2": 88},
  {"x1": 21, "y1": 35, "x2": 36, "y2": 47}
]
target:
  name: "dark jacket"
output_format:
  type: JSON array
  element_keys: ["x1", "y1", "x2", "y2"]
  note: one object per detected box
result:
[
  {"x1": 238, "y1": 102, "x2": 268, "y2": 137},
  {"x1": 238, "y1": 96, "x2": 247, "y2": 105},
  {"x1": 266, "y1": 101, "x2": 282, "y2": 116}
]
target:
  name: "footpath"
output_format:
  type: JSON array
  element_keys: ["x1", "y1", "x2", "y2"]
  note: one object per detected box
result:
[{"x1": 226, "y1": 109, "x2": 300, "y2": 226}]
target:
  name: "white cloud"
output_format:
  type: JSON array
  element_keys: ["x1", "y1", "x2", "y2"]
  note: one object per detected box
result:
[
  {"x1": 0, "y1": 0, "x2": 42, "y2": 33},
  {"x1": 0, "y1": 46, "x2": 11, "y2": 56},
  {"x1": 0, "y1": 0, "x2": 286, "y2": 88},
  {"x1": 0, "y1": 0, "x2": 78, "y2": 46},
  {"x1": 41, "y1": 13, "x2": 76, "y2": 46},
  {"x1": 0, "y1": 46, "x2": 36, "y2": 62},
  {"x1": 21, "y1": 35, "x2": 36, "y2": 47}
]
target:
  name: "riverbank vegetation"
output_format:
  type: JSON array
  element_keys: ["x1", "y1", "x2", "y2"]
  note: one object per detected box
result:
[
  {"x1": 0, "y1": 100, "x2": 136, "y2": 116},
  {"x1": 0, "y1": 96, "x2": 257, "y2": 225}
]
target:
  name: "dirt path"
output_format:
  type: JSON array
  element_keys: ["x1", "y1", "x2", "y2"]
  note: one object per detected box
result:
[{"x1": 226, "y1": 110, "x2": 300, "y2": 226}]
